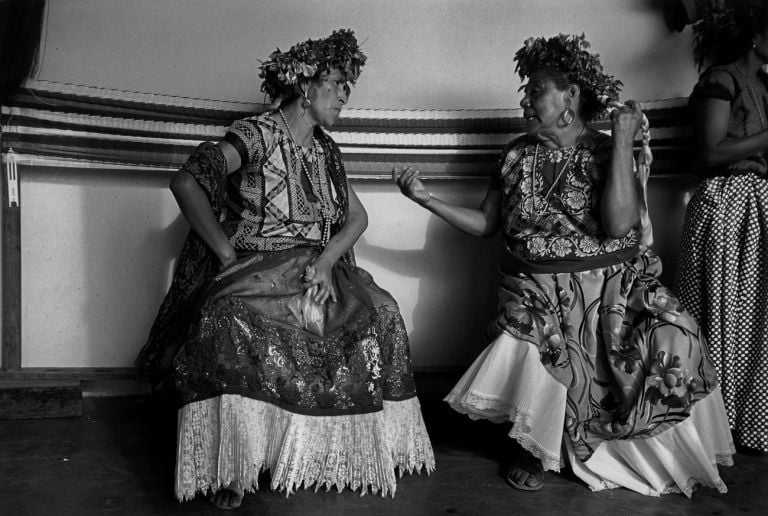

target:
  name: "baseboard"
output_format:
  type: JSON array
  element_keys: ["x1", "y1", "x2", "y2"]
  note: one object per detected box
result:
[{"x1": 0, "y1": 366, "x2": 465, "y2": 397}]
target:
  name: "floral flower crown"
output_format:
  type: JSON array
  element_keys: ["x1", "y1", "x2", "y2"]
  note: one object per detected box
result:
[
  {"x1": 691, "y1": 0, "x2": 763, "y2": 69},
  {"x1": 258, "y1": 29, "x2": 367, "y2": 102},
  {"x1": 513, "y1": 33, "x2": 622, "y2": 120}
]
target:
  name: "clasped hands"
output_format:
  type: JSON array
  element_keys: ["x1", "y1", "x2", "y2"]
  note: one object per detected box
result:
[{"x1": 214, "y1": 244, "x2": 336, "y2": 305}]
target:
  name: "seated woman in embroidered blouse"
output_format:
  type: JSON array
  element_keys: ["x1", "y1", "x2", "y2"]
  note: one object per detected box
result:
[
  {"x1": 139, "y1": 29, "x2": 434, "y2": 509},
  {"x1": 394, "y1": 34, "x2": 733, "y2": 496}
]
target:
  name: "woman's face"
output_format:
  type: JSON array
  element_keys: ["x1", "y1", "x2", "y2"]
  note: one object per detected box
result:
[
  {"x1": 306, "y1": 69, "x2": 350, "y2": 127},
  {"x1": 520, "y1": 70, "x2": 573, "y2": 139}
]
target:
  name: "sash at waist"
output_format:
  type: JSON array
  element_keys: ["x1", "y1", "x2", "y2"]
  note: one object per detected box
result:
[{"x1": 500, "y1": 244, "x2": 640, "y2": 274}]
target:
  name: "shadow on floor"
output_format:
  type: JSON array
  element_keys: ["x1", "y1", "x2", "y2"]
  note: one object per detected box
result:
[{"x1": 1, "y1": 394, "x2": 767, "y2": 516}]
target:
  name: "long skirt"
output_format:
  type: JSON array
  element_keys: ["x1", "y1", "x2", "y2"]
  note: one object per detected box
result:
[
  {"x1": 156, "y1": 246, "x2": 434, "y2": 500},
  {"x1": 675, "y1": 174, "x2": 768, "y2": 452},
  {"x1": 445, "y1": 250, "x2": 734, "y2": 497}
]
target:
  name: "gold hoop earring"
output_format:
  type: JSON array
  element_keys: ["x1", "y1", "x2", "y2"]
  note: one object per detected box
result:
[{"x1": 560, "y1": 106, "x2": 575, "y2": 126}]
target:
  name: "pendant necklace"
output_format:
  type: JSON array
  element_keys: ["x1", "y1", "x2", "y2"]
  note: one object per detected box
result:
[
  {"x1": 532, "y1": 125, "x2": 585, "y2": 220},
  {"x1": 279, "y1": 109, "x2": 333, "y2": 245}
]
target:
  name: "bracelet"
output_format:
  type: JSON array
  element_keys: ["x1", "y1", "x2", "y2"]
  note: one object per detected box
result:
[{"x1": 421, "y1": 193, "x2": 433, "y2": 207}]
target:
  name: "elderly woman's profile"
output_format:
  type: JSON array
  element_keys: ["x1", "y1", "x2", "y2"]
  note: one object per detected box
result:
[
  {"x1": 139, "y1": 29, "x2": 434, "y2": 509},
  {"x1": 395, "y1": 33, "x2": 734, "y2": 496}
]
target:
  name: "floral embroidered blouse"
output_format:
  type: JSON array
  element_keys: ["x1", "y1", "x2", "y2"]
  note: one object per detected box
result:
[{"x1": 490, "y1": 132, "x2": 639, "y2": 267}]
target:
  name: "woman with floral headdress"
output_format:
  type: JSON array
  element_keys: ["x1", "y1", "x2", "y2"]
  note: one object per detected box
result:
[
  {"x1": 675, "y1": 0, "x2": 768, "y2": 453},
  {"x1": 394, "y1": 34, "x2": 733, "y2": 496},
  {"x1": 138, "y1": 29, "x2": 434, "y2": 509}
]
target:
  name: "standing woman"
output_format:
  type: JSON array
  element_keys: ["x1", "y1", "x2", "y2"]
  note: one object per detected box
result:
[
  {"x1": 395, "y1": 34, "x2": 734, "y2": 496},
  {"x1": 676, "y1": 0, "x2": 768, "y2": 453},
  {"x1": 139, "y1": 29, "x2": 434, "y2": 508}
]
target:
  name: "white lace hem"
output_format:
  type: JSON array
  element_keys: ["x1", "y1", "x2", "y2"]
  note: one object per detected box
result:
[
  {"x1": 444, "y1": 332, "x2": 567, "y2": 472},
  {"x1": 175, "y1": 395, "x2": 435, "y2": 501},
  {"x1": 444, "y1": 332, "x2": 735, "y2": 496},
  {"x1": 575, "y1": 385, "x2": 735, "y2": 497}
]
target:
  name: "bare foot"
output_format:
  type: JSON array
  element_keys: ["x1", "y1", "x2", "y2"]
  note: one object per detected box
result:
[{"x1": 209, "y1": 483, "x2": 244, "y2": 510}]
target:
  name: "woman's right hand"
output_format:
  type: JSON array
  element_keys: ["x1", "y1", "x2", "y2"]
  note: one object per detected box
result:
[
  {"x1": 610, "y1": 100, "x2": 644, "y2": 146},
  {"x1": 393, "y1": 166, "x2": 431, "y2": 206}
]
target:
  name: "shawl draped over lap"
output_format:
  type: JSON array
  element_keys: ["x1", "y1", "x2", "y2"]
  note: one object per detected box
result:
[{"x1": 138, "y1": 127, "x2": 353, "y2": 397}]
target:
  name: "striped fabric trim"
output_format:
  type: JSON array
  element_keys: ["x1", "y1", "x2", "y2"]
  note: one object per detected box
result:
[{"x1": 0, "y1": 80, "x2": 693, "y2": 179}]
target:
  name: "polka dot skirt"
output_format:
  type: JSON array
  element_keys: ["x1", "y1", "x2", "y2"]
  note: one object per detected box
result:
[{"x1": 675, "y1": 174, "x2": 768, "y2": 452}]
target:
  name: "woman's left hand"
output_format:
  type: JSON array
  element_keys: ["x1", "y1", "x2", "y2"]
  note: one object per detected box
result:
[
  {"x1": 611, "y1": 100, "x2": 644, "y2": 146},
  {"x1": 301, "y1": 258, "x2": 338, "y2": 304}
]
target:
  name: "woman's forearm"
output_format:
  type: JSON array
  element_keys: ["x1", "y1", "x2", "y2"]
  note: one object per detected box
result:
[
  {"x1": 316, "y1": 209, "x2": 367, "y2": 266},
  {"x1": 601, "y1": 140, "x2": 640, "y2": 238},
  {"x1": 700, "y1": 130, "x2": 768, "y2": 168},
  {"x1": 170, "y1": 170, "x2": 236, "y2": 265},
  {"x1": 421, "y1": 194, "x2": 500, "y2": 237}
]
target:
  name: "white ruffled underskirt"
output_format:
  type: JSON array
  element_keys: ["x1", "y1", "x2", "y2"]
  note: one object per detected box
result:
[
  {"x1": 175, "y1": 395, "x2": 435, "y2": 501},
  {"x1": 444, "y1": 332, "x2": 735, "y2": 497}
]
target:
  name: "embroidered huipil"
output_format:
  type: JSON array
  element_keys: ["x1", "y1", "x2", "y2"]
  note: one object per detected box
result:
[
  {"x1": 209, "y1": 115, "x2": 342, "y2": 251},
  {"x1": 491, "y1": 132, "x2": 639, "y2": 269}
]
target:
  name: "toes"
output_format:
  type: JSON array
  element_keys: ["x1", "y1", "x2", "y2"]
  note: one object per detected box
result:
[
  {"x1": 210, "y1": 489, "x2": 236, "y2": 510},
  {"x1": 526, "y1": 474, "x2": 542, "y2": 488},
  {"x1": 511, "y1": 470, "x2": 529, "y2": 485}
]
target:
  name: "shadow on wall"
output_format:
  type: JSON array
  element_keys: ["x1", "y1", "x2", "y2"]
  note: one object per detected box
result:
[
  {"x1": 355, "y1": 215, "x2": 499, "y2": 369},
  {"x1": 646, "y1": 174, "x2": 701, "y2": 286}
]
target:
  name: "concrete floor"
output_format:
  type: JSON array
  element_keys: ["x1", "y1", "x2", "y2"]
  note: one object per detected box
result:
[{"x1": 1, "y1": 393, "x2": 767, "y2": 516}]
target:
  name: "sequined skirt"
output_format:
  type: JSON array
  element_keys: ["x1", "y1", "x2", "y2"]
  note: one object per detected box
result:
[{"x1": 166, "y1": 246, "x2": 434, "y2": 497}]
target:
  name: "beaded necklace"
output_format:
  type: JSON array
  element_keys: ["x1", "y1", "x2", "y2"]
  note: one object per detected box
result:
[{"x1": 279, "y1": 109, "x2": 334, "y2": 245}]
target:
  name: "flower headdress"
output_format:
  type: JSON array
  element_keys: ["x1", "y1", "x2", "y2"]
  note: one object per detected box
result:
[
  {"x1": 513, "y1": 33, "x2": 622, "y2": 121},
  {"x1": 258, "y1": 29, "x2": 367, "y2": 102},
  {"x1": 691, "y1": 0, "x2": 766, "y2": 69}
]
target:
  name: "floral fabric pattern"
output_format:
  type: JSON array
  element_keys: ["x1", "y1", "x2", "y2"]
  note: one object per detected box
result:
[
  {"x1": 493, "y1": 132, "x2": 639, "y2": 262},
  {"x1": 491, "y1": 250, "x2": 719, "y2": 460}
]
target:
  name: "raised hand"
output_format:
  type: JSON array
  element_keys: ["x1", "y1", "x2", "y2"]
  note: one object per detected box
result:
[
  {"x1": 392, "y1": 166, "x2": 431, "y2": 206},
  {"x1": 611, "y1": 100, "x2": 645, "y2": 146}
]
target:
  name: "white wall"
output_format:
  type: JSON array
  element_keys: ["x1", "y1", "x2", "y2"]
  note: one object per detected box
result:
[
  {"x1": 5, "y1": 0, "x2": 703, "y2": 369},
  {"x1": 37, "y1": 0, "x2": 698, "y2": 108}
]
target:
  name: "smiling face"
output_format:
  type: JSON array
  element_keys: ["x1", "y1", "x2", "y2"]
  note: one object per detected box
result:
[
  {"x1": 305, "y1": 69, "x2": 350, "y2": 128},
  {"x1": 520, "y1": 69, "x2": 579, "y2": 140}
]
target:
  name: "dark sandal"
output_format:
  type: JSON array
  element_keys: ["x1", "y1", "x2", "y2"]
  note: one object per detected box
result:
[{"x1": 505, "y1": 456, "x2": 544, "y2": 491}]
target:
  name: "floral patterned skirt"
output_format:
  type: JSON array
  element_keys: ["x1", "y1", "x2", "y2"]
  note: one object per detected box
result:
[
  {"x1": 445, "y1": 249, "x2": 734, "y2": 496},
  {"x1": 163, "y1": 247, "x2": 434, "y2": 499}
]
